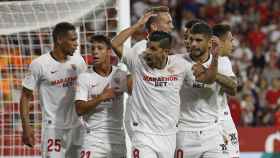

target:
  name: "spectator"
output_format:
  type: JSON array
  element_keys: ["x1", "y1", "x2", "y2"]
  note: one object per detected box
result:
[
  {"x1": 228, "y1": 96, "x2": 242, "y2": 126},
  {"x1": 241, "y1": 93, "x2": 255, "y2": 126},
  {"x1": 265, "y1": 78, "x2": 280, "y2": 110}
]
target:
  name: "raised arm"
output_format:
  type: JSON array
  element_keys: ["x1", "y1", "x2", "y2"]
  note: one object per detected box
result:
[
  {"x1": 111, "y1": 12, "x2": 155, "y2": 58},
  {"x1": 20, "y1": 87, "x2": 35, "y2": 147}
]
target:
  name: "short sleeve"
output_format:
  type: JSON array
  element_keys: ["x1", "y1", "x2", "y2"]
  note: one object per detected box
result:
[
  {"x1": 74, "y1": 53, "x2": 88, "y2": 74},
  {"x1": 177, "y1": 55, "x2": 192, "y2": 80},
  {"x1": 22, "y1": 61, "x2": 42, "y2": 91},
  {"x1": 111, "y1": 68, "x2": 129, "y2": 93},
  {"x1": 121, "y1": 46, "x2": 139, "y2": 73},
  {"x1": 218, "y1": 57, "x2": 235, "y2": 77},
  {"x1": 75, "y1": 74, "x2": 89, "y2": 101}
]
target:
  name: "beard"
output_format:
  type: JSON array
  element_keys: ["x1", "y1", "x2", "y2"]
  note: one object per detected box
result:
[
  {"x1": 191, "y1": 48, "x2": 204, "y2": 57},
  {"x1": 186, "y1": 46, "x2": 191, "y2": 52}
]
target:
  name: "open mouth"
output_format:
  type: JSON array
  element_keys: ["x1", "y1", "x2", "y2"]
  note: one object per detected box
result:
[{"x1": 93, "y1": 57, "x2": 99, "y2": 61}]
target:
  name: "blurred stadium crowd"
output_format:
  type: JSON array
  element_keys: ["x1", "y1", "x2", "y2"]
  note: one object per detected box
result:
[{"x1": 1, "y1": 0, "x2": 280, "y2": 128}]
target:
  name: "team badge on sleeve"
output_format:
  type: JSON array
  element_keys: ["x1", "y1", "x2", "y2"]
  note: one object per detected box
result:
[{"x1": 229, "y1": 133, "x2": 238, "y2": 145}]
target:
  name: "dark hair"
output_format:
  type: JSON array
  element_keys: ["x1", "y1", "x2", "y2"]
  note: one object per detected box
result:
[
  {"x1": 148, "y1": 31, "x2": 172, "y2": 49},
  {"x1": 145, "y1": 6, "x2": 170, "y2": 32},
  {"x1": 52, "y1": 22, "x2": 76, "y2": 43},
  {"x1": 212, "y1": 24, "x2": 231, "y2": 39},
  {"x1": 190, "y1": 22, "x2": 212, "y2": 38},
  {"x1": 89, "y1": 35, "x2": 111, "y2": 48},
  {"x1": 185, "y1": 19, "x2": 202, "y2": 29}
]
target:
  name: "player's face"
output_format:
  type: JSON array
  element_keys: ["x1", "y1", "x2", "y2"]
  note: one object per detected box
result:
[
  {"x1": 60, "y1": 30, "x2": 78, "y2": 56},
  {"x1": 220, "y1": 32, "x2": 234, "y2": 56},
  {"x1": 156, "y1": 13, "x2": 174, "y2": 33},
  {"x1": 90, "y1": 41, "x2": 110, "y2": 66},
  {"x1": 184, "y1": 28, "x2": 191, "y2": 52},
  {"x1": 189, "y1": 33, "x2": 209, "y2": 57},
  {"x1": 144, "y1": 41, "x2": 168, "y2": 69}
]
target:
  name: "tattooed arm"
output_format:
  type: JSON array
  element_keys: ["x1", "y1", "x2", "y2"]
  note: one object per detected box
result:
[{"x1": 215, "y1": 74, "x2": 237, "y2": 96}]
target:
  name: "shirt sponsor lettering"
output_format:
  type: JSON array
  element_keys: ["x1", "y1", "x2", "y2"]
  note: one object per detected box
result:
[
  {"x1": 51, "y1": 76, "x2": 77, "y2": 87},
  {"x1": 143, "y1": 75, "x2": 178, "y2": 87}
]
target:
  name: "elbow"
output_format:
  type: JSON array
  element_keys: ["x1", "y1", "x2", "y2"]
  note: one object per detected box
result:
[
  {"x1": 111, "y1": 41, "x2": 119, "y2": 53},
  {"x1": 227, "y1": 91, "x2": 236, "y2": 96},
  {"x1": 227, "y1": 87, "x2": 237, "y2": 96},
  {"x1": 231, "y1": 84, "x2": 238, "y2": 95},
  {"x1": 75, "y1": 106, "x2": 83, "y2": 116},
  {"x1": 111, "y1": 42, "x2": 117, "y2": 50},
  {"x1": 75, "y1": 102, "x2": 84, "y2": 116}
]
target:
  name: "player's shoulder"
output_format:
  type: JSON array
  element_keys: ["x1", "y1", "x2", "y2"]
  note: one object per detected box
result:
[
  {"x1": 133, "y1": 39, "x2": 147, "y2": 49},
  {"x1": 130, "y1": 39, "x2": 147, "y2": 55},
  {"x1": 30, "y1": 53, "x2": 51, "y2": 67},
  {"x1": 112, "y1": 66, "x2": 128, "y2": 77},
  {"x1": 171, "y1": 54, "x2": 192, "y2": 65},
  {"x1": 77, "y1": 71, "x2": 92, "y2": 81},
  {"x1": 218, "y1": 56, "x2": 231, "y2": 64},
  {"x1": 113, "y1": 65, "x2": 126, "y2": 72},
  {"x1": 218, "y1": 55, "x2": 230, "y2": 61},
  {"x1": 69, "y1": 52, "x2": 85, "y2": 62}
]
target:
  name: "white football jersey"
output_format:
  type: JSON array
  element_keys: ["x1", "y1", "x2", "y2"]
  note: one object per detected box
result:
[
  {"x1": 75, "y1": 66, "x2": 128, "y2": 144},
  {"x1": 216, "y1": 57, "x2": 236, "y2": 121},
  {"x1": 22, "y1": 52, "x2": 87, "y2": 129},
  {"x1": 132, "y1": 39, "x2": 147, "y2": 52},
  {"x1": 179, "y1": 55, "x2": 235, "y2": 131},
  {"x1": 123, "y1": 40, "x2": 146, "y2": 120},
  {"x1": 123, "y1": 46, "x2": 192, "y2": 135}
]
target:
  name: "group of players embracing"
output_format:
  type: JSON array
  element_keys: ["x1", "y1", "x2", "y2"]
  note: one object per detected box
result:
[{"x1": 20, "y1": 5, "x2": 240, "y2": 158}]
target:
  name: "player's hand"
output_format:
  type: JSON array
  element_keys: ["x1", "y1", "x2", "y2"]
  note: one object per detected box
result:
[
  {"x1": 210, "y1": 36, "x2": 220, "y2": 58},
  {"x1": 22, "y1": 124, "x2": 35, "y2": 147},
  {"x1": 133, "y1": 11, "x2": 156, "y2": 30},
  {"x1": 192, "y1": 63, "x2": 216, "y2": 84},
  {"x1": 192, "y1": 63, "x2": 210, "y2": 83},
  {"x1": 192, "y1": 63, "x2": 206, "y2": 78},
  {"x1": 99, "y1": 85, "x2": 116, "y2": 101}
]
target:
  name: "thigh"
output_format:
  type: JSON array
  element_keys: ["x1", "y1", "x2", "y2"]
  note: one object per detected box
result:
[
  {"x1": 158, "y1": 134, "x2": 176, "y2": 158},
  {"x1": 79, "y1": 142, "x2": 108, "y2": 158},
  {"x1": 110, "y1": 144, "x2": 126, "y2": 158},
  {"x1": 131, "y1": 146, "x2": 157, "y2": 158},
  {"x1": 67, "y1": 144, "x2": 81, "y2": 158},
  {"x1": 66, "y1": 127, "x2": 84, "y2": 158},
  {"x1": 79, "y1": 131, "x2": 108, "y2": 158},
  {"x1": 130, "y1": 132, "x2": 157, "y2": 158},
  {"x1": 41, "y1": 128, "x2": 65, "y2": 158},
  {"x1": 201, "y1": 128, "x2": 229, "y2": 158},
  {"x1": 176, "y1": 131, "x2": 202, "y2": 158},
  {"x1": 71, "y1": 125, "x2": 84, "y2": 146}
]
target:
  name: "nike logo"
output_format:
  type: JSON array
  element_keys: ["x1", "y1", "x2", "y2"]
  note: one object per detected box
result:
[{"x1": 50, "y1": 70, "x2": 58, "y2": 74}]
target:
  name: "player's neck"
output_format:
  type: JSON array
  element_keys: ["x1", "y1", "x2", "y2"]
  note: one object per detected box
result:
[
  {"x1": 93, "y1": 63, "x2": 112, "y2": 77},
  {"x1": 51, "y1": 48, "x2": 67, "y2": 62},
  {"x1": 159, "y1": 57, "x2": 168, "y2": 69}
]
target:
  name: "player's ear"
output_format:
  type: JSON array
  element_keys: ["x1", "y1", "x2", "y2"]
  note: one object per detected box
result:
[
  {"x1": 207, "y1": 38, "x2": 212, "y2": 50},
  {"x1": 107, "y1": 49, "x2": 112, "y2": 55},
  {"x1": 150, "y1": 23, "x2": 158, "y2": 32},
  {"x1": 164, "y1": 48, "x2": 170, "y2": 55},
  {"x1": 57, "y1": 35, "x2": 64, "y2": 45}
]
